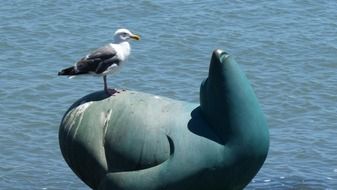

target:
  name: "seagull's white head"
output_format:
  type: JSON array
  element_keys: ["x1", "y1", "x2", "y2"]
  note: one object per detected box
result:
[{"x1": 113, "y1": 28, "x2": 141, "y2": 43}]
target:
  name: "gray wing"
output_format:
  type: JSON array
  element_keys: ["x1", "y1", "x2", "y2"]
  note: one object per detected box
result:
[{"x1": 75, "y1": 45, "x2": 120, "y2": 74}]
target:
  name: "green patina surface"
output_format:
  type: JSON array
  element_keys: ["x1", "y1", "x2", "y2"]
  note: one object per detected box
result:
[{"x1": 59, "y1": 49, "x2": 269, "y2": 190}]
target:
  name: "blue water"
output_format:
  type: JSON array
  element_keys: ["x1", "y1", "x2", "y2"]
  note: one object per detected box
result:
[{"x1": 1, "y1": 0, "x2": 337, "y2": 189}]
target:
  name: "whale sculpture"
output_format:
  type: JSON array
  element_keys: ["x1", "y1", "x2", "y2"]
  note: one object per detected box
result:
[{"x1": 59, "y1": 49, "x2": 269, "y2": 190}]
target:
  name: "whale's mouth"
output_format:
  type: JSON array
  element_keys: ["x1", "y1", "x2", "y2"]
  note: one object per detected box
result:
[{"x1": 214, "y1": 49, "x2": 230, "y2": 63}]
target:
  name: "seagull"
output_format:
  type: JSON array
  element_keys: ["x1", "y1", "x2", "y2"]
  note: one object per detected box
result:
[{"x1": 58, "y1": 28, "x2": 140, "y2": 95}]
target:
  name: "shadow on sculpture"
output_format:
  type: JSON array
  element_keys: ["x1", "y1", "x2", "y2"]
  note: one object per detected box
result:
[
  {"x1": 63, "y1": 91, "x2": 110, "y2": 116},
  {"x1": 59, "y1": 49, "x2": 269, "y2": 190},
  {"x1": 187, "y1": 107, "x2": 224, "y2": 145}
]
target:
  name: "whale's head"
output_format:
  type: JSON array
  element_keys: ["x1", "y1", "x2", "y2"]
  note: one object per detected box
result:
[
  {"x1": 200, "y1": 49, "x2": 268, "y2": 145},
  {"x1": 199, "y1": 49, "x2": 236, "y2": 142},
  {"x1": 200, "y1": 49, "x2": 232, "y2": 103}
]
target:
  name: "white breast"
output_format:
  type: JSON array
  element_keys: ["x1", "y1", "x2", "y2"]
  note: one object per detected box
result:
[{"x1": 110, "y1": 42, "x2": 131, "y2": 62}]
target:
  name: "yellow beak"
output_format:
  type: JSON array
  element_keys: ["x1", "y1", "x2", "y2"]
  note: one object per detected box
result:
[{"x1": 130, "y1": 34, "x2": 141, "y2": 40}]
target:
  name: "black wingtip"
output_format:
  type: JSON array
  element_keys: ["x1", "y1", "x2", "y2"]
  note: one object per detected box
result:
[
  {"x1": 57, "y1": 70, "x2": 67, "y2": 76},
  {"x1": 58, "y1": 66, "x2": 76, "y2": 76}
]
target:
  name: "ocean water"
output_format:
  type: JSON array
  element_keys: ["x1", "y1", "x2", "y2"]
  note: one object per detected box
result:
[{"x1": 1, "y1": 0, "x2": 337, "y2": 189}]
